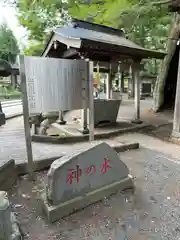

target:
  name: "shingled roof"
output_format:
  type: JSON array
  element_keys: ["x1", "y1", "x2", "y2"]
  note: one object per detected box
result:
[{"x1": 42, "y1": 18, "x2": 166, "y2": 60}]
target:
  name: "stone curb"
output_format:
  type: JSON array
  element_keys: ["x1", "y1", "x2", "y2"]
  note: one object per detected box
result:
[
  {"x1": 140, "y1": 126, "x2": 180, "y2": 145},
  {"x1": 32, "y1": 124, "x2": 150, "y2": 144},
  {"x1": 0, "y1": 159, "x2": 17, "y2": 191},
  {"x1": 0, "y1": 143, "x2": 139, "y2": 189},
  {"x1": 16, "y1": 142, "x2": 139, "y2": 175},
  {"x1": 16, "y1": 155, "x2": 64, "y2": 175},
  {"x1": 157, "y1": 136, "x2": 180, "y2": 146},
  {"x1": 6, "y1": 113, "x2": 23, "y2": 120}
]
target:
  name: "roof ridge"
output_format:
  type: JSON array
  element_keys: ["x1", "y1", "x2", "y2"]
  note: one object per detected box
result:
[{"x1": 71, "y1": 18, "x2": 125, "y2": 37}]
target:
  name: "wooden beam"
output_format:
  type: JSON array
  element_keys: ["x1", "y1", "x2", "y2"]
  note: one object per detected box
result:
[
  {"x1": 61, "y1": 48, "x2": 79, "y2": 58},
  {"x1": 131, "y1": 61, "x2": 142, "y2": 124},
  {"x1": 88, "y1": 61, "x2": 94, "y2": 142},
  {"x1": 81, "y1": 40, "x2": 165, "y2": 59},
  {"x1": 19, "y1": 55, "x2": 34, "y2": 180}
]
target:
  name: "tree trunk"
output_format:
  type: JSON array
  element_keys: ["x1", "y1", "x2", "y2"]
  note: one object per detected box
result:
[{"x1": 153, "y1": 13, "x2": 180, "y2": 112}]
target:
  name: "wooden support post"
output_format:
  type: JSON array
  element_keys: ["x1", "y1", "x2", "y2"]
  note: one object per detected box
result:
[
  {"x1": 131, "y1": 61, "x2": 143, "y2": 124},
  {"x1": 118, "y1": 72, "x2": 122, "y2": 91},
  {"x1": 172, "y1": 49, "x2": 180, "y2": 138},
  {"x1": 129, "y1": 65, "x2": 135, "y2": 98},
  {"x1": 106, "y1": 73, "x2": 110, "y2": 99},
  {"x1": 80, "y1": 60, "x2": 94, "y2": 137},
  {"x1": 109, "y1": 64, "x2": 113, "y2": 99},
  {"x1": 105, "y1": 63, "x2": 113, "y2": 99},
  {"x1": 121, "y1": 72, "x2": 124, "y2": 93},
  {"x1": 79, "y1": 59, "x2": 91, "y2": 135},
  {"x1": 103, "y1": 76, "x2": 106, "y2": 94},
  {"x1": 78, "y1": 56, "x2": 89, "y2": 134},
  {"x1": 80, "y1": 108, "x2": 89, "y2": 134},
  {"x1": 118, "y1": 64, "x2": 122, "y2": 91},
  {"x1": 88, "y1": 61, "x2": 94, "y2": 142},
  {"x1": 32, "y1": 124, "x2": 38, "y2": 134},
  {"x1": 19, "y1": 55, "x2": 34, "y2": 180},
  {"x1": 58, "y1": 111, "x2": 66, "y2": 125}
]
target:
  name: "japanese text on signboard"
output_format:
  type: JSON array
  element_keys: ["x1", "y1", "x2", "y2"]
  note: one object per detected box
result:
[{"x1": 66, "y1": 158, "x2": 112, "y2": 184}]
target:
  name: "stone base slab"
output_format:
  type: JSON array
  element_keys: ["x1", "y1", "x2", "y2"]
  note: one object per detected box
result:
[
  {"x1": 78, "y1": 128, "x2": 89, "y2": 135},
  {"x1": 131, "y1": 119, "x2": 143, "y2": 124},
  {"x1": 41, "y1": 177, "x2": 133, "y2": 223},
  {"x1": 57, "y1": 120, "x2": 67, "y2": 125}
]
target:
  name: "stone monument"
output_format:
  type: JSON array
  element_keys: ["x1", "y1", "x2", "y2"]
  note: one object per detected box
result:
[
  {"x1": 41, "y1": 142, "x2": 133, "y2": 222},
  {"x1": 0, "y1": 191, "x2": 22, "y2": 240}
]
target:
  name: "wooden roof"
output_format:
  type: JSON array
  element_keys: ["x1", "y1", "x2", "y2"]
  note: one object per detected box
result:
[{"x1": 42, "y1": 19, "x2": 166, "y2": 61}]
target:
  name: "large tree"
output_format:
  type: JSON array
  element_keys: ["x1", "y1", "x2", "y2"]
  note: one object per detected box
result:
[
  {"x1": 15, "y1": 0, "x2": 69, "y2": 55},
  {"x1": 0, "y1": 23, "x2": 20, "y2": 63}
]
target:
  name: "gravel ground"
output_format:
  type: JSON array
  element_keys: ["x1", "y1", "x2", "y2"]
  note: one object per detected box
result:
[{"x1": 9, "y1": 147, "x2": 180, "y2": 240}]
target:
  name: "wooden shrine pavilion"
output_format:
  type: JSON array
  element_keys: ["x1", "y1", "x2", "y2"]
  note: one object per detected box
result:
[{"x1": 42, "y1": 18, "x2": 166, "y2": 133}]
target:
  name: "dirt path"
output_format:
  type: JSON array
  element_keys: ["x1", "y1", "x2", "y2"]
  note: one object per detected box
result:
[{"x1": 9, "y1": 147, "x2": 180, "y2": 239}]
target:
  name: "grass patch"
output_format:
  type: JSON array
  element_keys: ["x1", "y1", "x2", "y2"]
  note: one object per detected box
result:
[{"x1": 0, "y1": 85, "x2": 21, "y2": 100}]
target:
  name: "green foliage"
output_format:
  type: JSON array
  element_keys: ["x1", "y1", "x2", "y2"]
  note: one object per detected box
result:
[
  {"x1": 16, "y1": 0, "x2": 68, "y2": 41},
  {"x1": 0, "y1": 23, "x2": 20, "y2": 63},
  {"x1": 15, "y1": 0, "x2": 69, "y2": 56},
  {"x1": 15, "y1": 0, "x2": 172, "y2": 74},
  {"x1": 0, "y1": 85, "x2": 21, "y2": 100},
  {"x1": 69, "y1": 0, "x2": 132, "y2": 27},
  {"x1": 24, "y1": 42, "x2": 44, "y2": 56}
]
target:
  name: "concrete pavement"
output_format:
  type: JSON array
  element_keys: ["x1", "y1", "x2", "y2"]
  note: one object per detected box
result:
[
  {"x1": 2, "y1": 99, "x2": 22, "y2": 118},
  {"x1": 1, "y1": 96, "x2": 177, "y2": 166},
  {"x1": 0, "y1": 117, "x2": 137, "y2": 165},
  {"x1": 1, "y1": 116, "x2": 180, "y2": 165}
]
